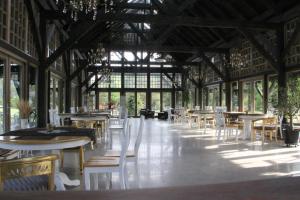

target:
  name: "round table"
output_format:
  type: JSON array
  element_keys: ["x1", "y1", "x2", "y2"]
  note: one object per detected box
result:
[{"x1": 0, "y1": 136, "x2": 91, "y2": 191}]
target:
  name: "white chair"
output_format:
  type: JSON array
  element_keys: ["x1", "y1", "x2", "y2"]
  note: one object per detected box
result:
[
  {"x1": 214, "y1": 108, "x2": 226, "y2": 141},
  {"x1": 107, "y1": 112, "x2": 128, "y2": 148},
  {"x1": 104, "y1": 116, "x2": 145, "y2": 161},
  {"x1": 83, "y1": 118, "x2": 130, "y2": 190}
]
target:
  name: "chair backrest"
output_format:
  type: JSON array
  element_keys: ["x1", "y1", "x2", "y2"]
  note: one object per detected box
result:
[
  {"x1": 119, "y1": 118, "x2": 130, "y2": 169},
  {"x1": 214, "y1": 108, "x2": 225, "y2": 127},
  {"x1": 134, "y1": 116, "x2": 145, "y2": 156},
  {"x1": 263, "y1": 117, "x2": 277, "y2": 126},
  {"x1": 0, "y1": 154, "x2": 58, "y2": 191}
]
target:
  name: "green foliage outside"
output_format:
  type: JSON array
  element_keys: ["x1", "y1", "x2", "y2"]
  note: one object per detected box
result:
[{"x1": 270, "y1": 76, "x2": 300, "y2": 128}]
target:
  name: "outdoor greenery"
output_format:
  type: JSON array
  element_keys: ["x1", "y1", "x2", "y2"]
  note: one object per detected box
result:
[{"x1": 270, "y1": 76, "x2": 300, "y2": 128}]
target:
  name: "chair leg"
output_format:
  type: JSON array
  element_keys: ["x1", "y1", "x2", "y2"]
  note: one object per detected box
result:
[
  {"x1": 119, "y1": 167, "x2": 125, "y2": 190},
  {"x1": 79, "y1": 146, "x2": 84, "y2": 174},
  {"x1": 84, "y1": 170, "x2": 91, "y2": 190}
]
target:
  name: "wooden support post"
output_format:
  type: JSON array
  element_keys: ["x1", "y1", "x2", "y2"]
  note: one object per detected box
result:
[
  {"x1": 77, "y1": 76, "x2": 82, "y2": 107},
  {"x1": 37, "y1": 17, "x2": 48, "y2": 128},
  {"x1": 225, "y1": 81, "x2": 231, "y2": 111},
  {"x1": 219, "y1": 83, "x2": 222, "y2": 106},
  {"x1": 63, "y1": 50, "x2": 71, "y2": 113},
  {"x1": 263, "y1": 74, "x2": 268, "y2": 113}
]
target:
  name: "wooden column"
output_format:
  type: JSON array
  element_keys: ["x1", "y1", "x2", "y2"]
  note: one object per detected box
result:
[
  {"x1": 37, "y1": 18, "x2": 48, "y2": 127},
  {"x1": 77, "y1": 75, "x2": 82, "y2": 107},
  {"x1": 219, "y1": 83, "x2": 222, "y2": 106},
  {"x1": 225, "y1": 81, "x2": 231, "y2": 111},
  {"x1": 171, "y1": 73, "x2": 176, "y2": 108},
  {"x1": 63, "y1": 50, "x2": 71, "y2": 113},
  {"x1": 263, "y1": 74, "x2": 269, "y2": 113},
  {"x1": 277, "y1": 25, "x2": 287, "y2": 95}
]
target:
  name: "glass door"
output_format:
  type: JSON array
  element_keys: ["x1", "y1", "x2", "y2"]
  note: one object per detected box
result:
[
  {"x1": 243, "y1": 82, "x2": 252, "y2": 112},
  {"x1": 137, "y1": 92, "x2": 146, "y2": 116},
  {"x1": 0, "y1": 58, "x2": 4, "y2": 133},
  {"x1": 28, "y1": 65, "x2": 37, "y2": 126},
  {"x1": 10, "y1": 60, "x2": 22, "y2": 130},
  {"x1": 111, "y1": 92, "x2": 120, "y2": 115},
  {"x1": 126, "y1": 92, "x2": 136, "y2": 116},
  {"x1": 151, "y1": 92, "x2": 161, "y2": 114},
  {"x1": 99, "y1": 92, "x2": 109, "y2": 110},
  {"x1": 162, "y1": 92, "x2": 171, "y2": 111}
]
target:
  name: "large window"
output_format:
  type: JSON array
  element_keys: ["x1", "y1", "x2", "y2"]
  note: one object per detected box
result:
[
  {"x1": 10, "y1": 61, "x2": 21, "y2": 130},
  {"x1": 162, "y1": 74, "x2": 173, "y2": 88},
  {"x1": 150, "y1": 73, "x2": 161, "y2": 88},
  {"x1": 254, "y1": 80, "x2": 263, "y2": 113},
  {"x1": 99, "y1": 92, "x2": 109, "y2": 110},
  {"x1": 137, "y1": 92, "x2": 146, "y2": 115},
  {"x1": 136, "y1": 73, "x2": 147, "y2": 88},
  {"x1": 110, "y1": 73, "x2": 121, "y2": 88},
  {"x1": 231, "y1": 82, "x2": 239, "y2": 111},
  {"x1": 151, "y1": 92, "x2": 161, "y2": 113},
  {"x1": 175, "y1": 91, "x2": 182, "y2": 108},
  {"x1": 124, "y1": 73, "x2": 135, "y2": 88},
  {"x1": 28, "y1": 65, "x2": 37, "y2": 126},
  {"x1": 126, "y1": 92, "x2": 136, "y2": 116},
  {"x1": 0, "y1": 58, "x2": 4, "y2": 133},
  {"x1": 243, "y1": 82, "x2": 251, "y2": 112},
  {"x1": 111, "y1": 92, "x2": 120, "y2": 114},
  {"x1": 0, "y1": 0, "x2": 8, "y2": 41},
  {"x1": 162, "y1": 92, "x2": 172, "y2": 110},
  {"x1": 207, "y1": 87, "x2": 219, "y2": 109},
  {"x1": 10, "y1": 0, "x2": 27, "y2": 51}
]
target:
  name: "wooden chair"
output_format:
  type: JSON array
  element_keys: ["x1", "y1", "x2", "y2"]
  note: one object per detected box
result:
[
  {"x1": 83, "y1": 118, "x2": 130, "y2": 190},
  {"x1": 252, "y1": 117, "x2": 278, "y2": 146},
  {"x1": 0, "y1": 154, "x2": 58, "y2": 191}
]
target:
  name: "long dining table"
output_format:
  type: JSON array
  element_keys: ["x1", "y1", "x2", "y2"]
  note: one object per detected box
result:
[{"x1": 0, "y1": 135, "x2": 91, "y2": 191}]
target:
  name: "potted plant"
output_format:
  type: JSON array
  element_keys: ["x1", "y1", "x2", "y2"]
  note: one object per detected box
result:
[
  {"x1": 16, "y1": 99, "x2": 32, "y2": 129},
  {"x1": 270, "y1": 76, "x2": 300, "y2": 146}
]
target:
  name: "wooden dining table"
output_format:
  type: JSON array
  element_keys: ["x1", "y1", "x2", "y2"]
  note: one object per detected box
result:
[{"x1": 0, "y1": 135, "x2": 91, "y2": 191}]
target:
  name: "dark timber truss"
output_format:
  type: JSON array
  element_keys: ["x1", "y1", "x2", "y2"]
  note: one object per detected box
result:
[{"x1": 22, "y1": 0, "x2": 300, "y2": 126}]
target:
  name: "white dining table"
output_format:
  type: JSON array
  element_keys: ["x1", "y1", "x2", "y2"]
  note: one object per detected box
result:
[
  {"x1": 239, "y1": 114, "x2": 269, "y2": 140},
  {"x1": 0, "y1": 135, "x2": 91, "y2": 191}
]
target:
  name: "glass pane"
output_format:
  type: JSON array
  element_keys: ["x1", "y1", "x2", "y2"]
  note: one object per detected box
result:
[
  {"x1": 28, "y1": 65, "x2": 36, "y2": 126},
  {"x1": 10, "y1": 61, "x2": 21, "y2": 130},
  {"x1": 150, "y1": 73, "x2": 161, "y2": 88},
  {"x1": 99, "y1": 92, "x2": 109, "y2": 110},
  {"x1": 175, "y1": 91, "x2": 182, "y2": 108},
  {"x1": 231, "y1": 82, "x2": 239, "y2": 111},
  {"x1": 124, "y1": 73, "x2": 135, "y2": 88},
  {"x1": 268, "y1": 76, "x2": 278, "y2": 109},
  {"x1": 136, "y1": 73, "x2": 147, "y2": 88},
  {"x1": 111, "y1": 92, "x2": 120, "y2": 115},
  {"x1": 243, "y1": 82, "x2": 251, "y2": 112},
  {"x1": 0, "y1": 58, "x2": 4, "y2": 133},
  {"x1": 151, "y1": 92, "x2": 161, "y2": 113},
  {"x1": 126, "y1": 92, "x2": 136, "y2": 116},
  {"x1": 162, "y1": 92, "x2": 171, "y2": 110},
  {"x1": 137, "y1": 92, "x2": 146, "y2": 116},
  {"x1": 254, "y1": 80, "x2": 263, "y2": 113},
  {"x1": 221, "y1": 84, "x2": 226, "y2": 107}
]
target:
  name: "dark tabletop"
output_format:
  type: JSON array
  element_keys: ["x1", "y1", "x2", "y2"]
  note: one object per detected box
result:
[{"x1": 2, "y1": 127, "x2": 96, "y2": 143}]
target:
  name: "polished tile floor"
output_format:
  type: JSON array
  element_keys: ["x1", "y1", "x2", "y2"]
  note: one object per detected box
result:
[{"x1": 63, "y1": 119, "x2": 300, "y2": 191}]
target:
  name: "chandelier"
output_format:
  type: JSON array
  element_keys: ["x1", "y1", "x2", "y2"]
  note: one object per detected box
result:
[
  {"x1": 56, "y1": 0, "x2": 106, "y2": 21},
  {"x1": 87, "y1": 43, "x2": 107, "y2": 65},
  {"x1": 99, "y1": 60, "x2": 112, "y2": 83},
  {"x1": 229, "y1": 49, "x2": 246, "y2": 69}
]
